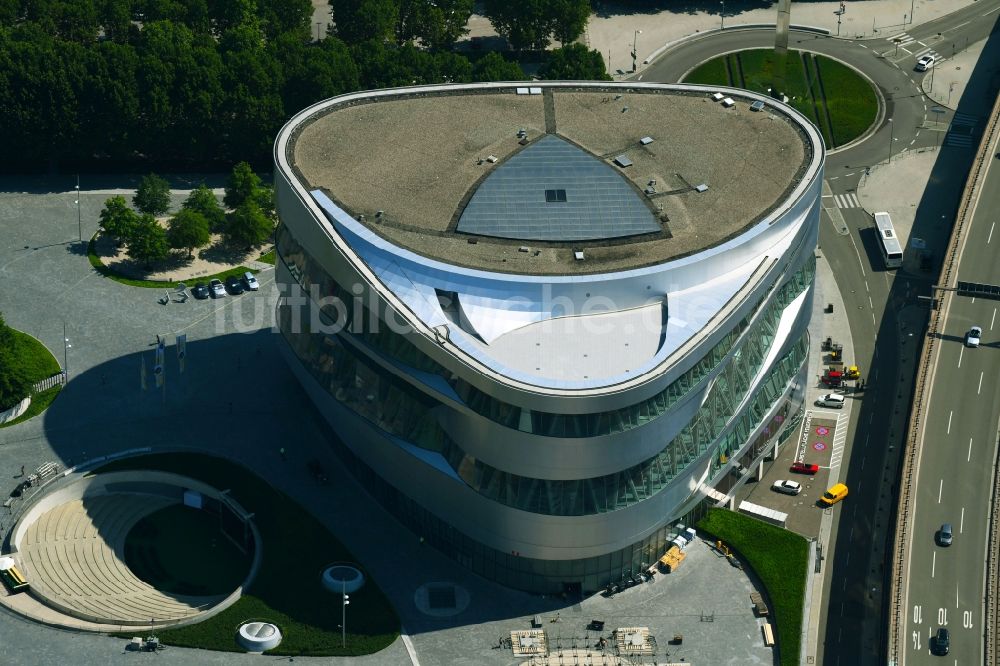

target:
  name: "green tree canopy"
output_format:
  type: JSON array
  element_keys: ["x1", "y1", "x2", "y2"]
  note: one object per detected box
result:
[
  {"x1": 182, "y1": 184, "x2": 226, "y2": 231},
  {"x1": 133, "y1": 173, "x2": 172, "y2": 215},
  {"x1": 397, "y1": 0, "x2": 473, "y2": 50},
  {"x1": 482, "y1": 0, "x2": 590, "y2": 50},
  {"x1": 0, "y1": 314, "x2": 32, "y2": 412},
  {"x1": 539, "y1": 43, "x2": 610, "y2": 81},
  {"x1": 274, "y1": 33, "x2": 359, "y2": 115},
  {"x1": 225, "y1": 199, "x2": 273, "y2": 248},
  {"x1": 98, "y1": 195, "x2": 139, "y2": 243},
  {"x1": 472, "y1": 51, "x2": 527, "y2": 82},
  {"x1": 329, "y1": 0, "x2": 399, "y2": 44},
  {"x1": 127, "y1": 213, "x2": 170, "y2": 267},
  {"x1": 166, "y1": 208, "x2": 210, "y2": 256},
  {"x1": 224, "y1": 161, "x2": 263, "y2": 209}
]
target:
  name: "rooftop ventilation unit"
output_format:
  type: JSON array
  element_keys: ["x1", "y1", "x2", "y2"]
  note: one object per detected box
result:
[
  {"x1": 721, "y1": 97, "x2": 735, "y2": 108},
  {"x1": 694, "y1": 184, "x2": 709, "y2": 192},
  {"x1": 574, "y1": 250, "x2": 585, "y2": 261},
  {"x1": 640, "y1": 136, "x2": 654, "y2": 145},
  {"x1": 712, "y1": 92, "x2": 724, "y2": 101},
  {"x1": 613, "y1": 155, "x2": 633, "y2": 168}
]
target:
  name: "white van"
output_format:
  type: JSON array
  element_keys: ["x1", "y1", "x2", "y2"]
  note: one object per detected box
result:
[{"x1": 815, "y1": 393, "x2": 845, "y2": 409}]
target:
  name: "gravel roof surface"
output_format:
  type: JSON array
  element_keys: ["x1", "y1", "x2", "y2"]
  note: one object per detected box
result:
[{"x1": 290, "y1": 85, "x2": 813, "y2": 275}]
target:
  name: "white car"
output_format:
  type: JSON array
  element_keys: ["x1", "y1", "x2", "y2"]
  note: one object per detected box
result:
[
  {"x1": 772, "y1": 480, "x2": 802, "y2": 496},
  {"x1": 915, "y1": 54, "x2": 936, "y2": 72},
  {"x1": 242, "y1": 271, "x2": 259, "y2": 291},
  {"x1": 966, "y1": 326, "x2": 982, "y2": 348},
  {"x1": 209, "y1": 278, "x2": 226, "y2": 298},
  {"x1": 815, "y1": 393, "x2": 845, "y2": 409}
]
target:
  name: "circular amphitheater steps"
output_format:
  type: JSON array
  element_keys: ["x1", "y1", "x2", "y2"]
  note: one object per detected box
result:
[{"x1": 18, "y1": 495, "x2": 224, "y2": 625}]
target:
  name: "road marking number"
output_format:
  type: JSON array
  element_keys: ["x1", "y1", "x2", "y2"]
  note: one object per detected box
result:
[
  {"x1": 964, "y1": 610, "x2": 973, "y2": 629},
  {"x1": 914, "y1": 605, "x2": 922, "y2": 624},
  {"x1": 938, "y1": 608, "x2": 948, "y2": 625}
]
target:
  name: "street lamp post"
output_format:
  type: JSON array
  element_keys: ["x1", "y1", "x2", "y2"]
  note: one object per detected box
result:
[
  {"x1": 63, "y1": 322, "x2": 71, "y2": 380},
  {"x1": 341, "y1": 581, "x2": 350, "y2": 648},
  {"x1": 720, "y1": 0, "x2": 726, "y2": 30},
  {"x1": 910, "y1": 0, "x2": 915, "y2": 24},
  {"x1": 887, "y1": 118, "x2": 894, "y2": 164},
  {"x1": 74, "y1": 175, "x2": 81, "y2": 242},
  {"x1": 631, "y1": 30, "x2": 641, "y2": 72},
  {"x1": 315, "y1": 21, "x2": 321, "y2": 42}
]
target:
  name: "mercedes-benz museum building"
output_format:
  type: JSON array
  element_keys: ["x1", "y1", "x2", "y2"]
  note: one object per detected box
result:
[{"x1": 273, "y1": 82, "x2": 823, "y2": 594}]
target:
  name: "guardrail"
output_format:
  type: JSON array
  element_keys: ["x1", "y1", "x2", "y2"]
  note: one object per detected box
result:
[{"x1": 886, "y1": 92, "x2": 1000, "y2": 663}]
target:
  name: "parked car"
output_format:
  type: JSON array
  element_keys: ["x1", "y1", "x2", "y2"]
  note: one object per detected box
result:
[
  {"x1": 936, "y1": 523, "x2": 953, "y2": 547},
  {"x1": 771, "y1": 480, "x2": 802, "y2": 495},
  {"x1": 191, "y1": 283, "x2": 209, "y2": 300},
  {"x1": 966, "y1": 326, "x2": 982, "y2": 348},
  {"x1": 790, "y1": 461, "x2": 820, "y2": 475},
  {"x1": 915, "y1": 54, "x2": 937, "y2": 71},
  {"x1": 209, "y1": 279, "x2": 225, "y2": 298},
  {"x1": 932, "y1": 627, "x2": 950, "y2": 655},
  {"x1": 242, "y1": 271, "x2": 259, "y2": 291},
  {"x1": 225, "y1": 275, "x2": 245, "y2": 295},
  {"x1": 819, "y1": 483, "x2": 849, "y2": 507},
  {"x1": 815, "y1": 393, "x2": 845, "y2": 409}
]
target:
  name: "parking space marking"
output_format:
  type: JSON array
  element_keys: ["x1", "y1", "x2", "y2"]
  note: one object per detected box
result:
[
  {"x1": 947, "y1": 410, "x2": 953, "y2": 434},
  {"x1": 938, "y1": 479, "x2": 943, "y2": 503},
  {"x1": 968, "y1": 437, "x2": 973, "y2": 462}
]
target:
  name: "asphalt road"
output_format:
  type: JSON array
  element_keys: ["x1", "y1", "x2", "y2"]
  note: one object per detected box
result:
[
  {"x1": 639, "y1": 7, "x2": 1000, "y2": 664},
  {"x1": 900, "y1": 130, "x2": 1000, "y2": 665}
]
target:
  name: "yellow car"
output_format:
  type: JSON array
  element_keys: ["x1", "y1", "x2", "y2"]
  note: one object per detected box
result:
[{"x1": 819, "y1": 483, "x2": 848, "y2": 507}]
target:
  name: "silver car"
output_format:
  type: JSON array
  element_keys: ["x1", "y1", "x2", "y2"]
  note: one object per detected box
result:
[
  {"x1": 966, "y1": 326, "x2": 982, "y2": 348},
  {"x1": 771, "y1": 480, "x2": 802, "y2": 495},
  {"x1": 242, "y1": 271, "x2": 259, "y2": 291},
  {"x1": 209, "y1": 278, "x2": 225, "y2": 298}
]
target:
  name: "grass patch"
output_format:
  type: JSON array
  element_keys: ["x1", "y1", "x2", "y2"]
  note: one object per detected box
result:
[
  {"x1": 99, "y1": 453, "x2": 399, "y2": 656},
  {"x1": 258, "y1": 249, "x2": 275, "y2": 265},
  {"x1": 8, "y1": 329, "x2": 61, "y2": 382},
  {"x1": 696, "y1": 508, "x2": 808, "y2": 666},
  {"x1": 87, "y1": 234, "x2": 258, "y2": 289},
  {"x1": 682, "y1": 48, "x2": 877, "y2": 148},
  {"x1": 0, "y1": 385, "x2": 61, "y2": 429}
]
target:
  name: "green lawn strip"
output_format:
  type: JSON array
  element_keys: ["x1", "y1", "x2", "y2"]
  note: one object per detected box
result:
[
  {"x1": 817, "y1": 57, "x2": 878, "y2": 146},
  {"x1": 258, "y1": 249, "x2": 276, "y2": 265},
  {"x1": 681, "y1": 49, "x2": 875, "y2": 147},
  {"x1": 696, "y1": 508, "x2": 808, "y2": 666},
  {"x1": 99, "y1": 453, "x2": 399, "y2": 656},
  {"x1": 683, "y1": 57, "x2": 729, "y2": 86},
  {"x1": 10, "y1": 329, "x2": 61, "y2": 382},
  {"x1": 88, "y1": 235, "x2": 258, "y2": 289},
  {"x1": 0, "y1": 386, "x2": 61, "y2": 429},
  {"x1": 801, "y1": 53, "x2": 835, "y2": 149}
]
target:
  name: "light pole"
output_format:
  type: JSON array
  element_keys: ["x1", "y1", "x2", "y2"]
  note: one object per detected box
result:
[
  {"x1": 631, "y1": 30, "x2": 641, "y2": 72},
  {"x1": 74, "y1": 175, "x2": 81, "y2": 242},
  {"x1": 341, "y1": 581, "x2": 350, "y2": 648},
  {"x1": 720, "y1": 0, "x2": 726, "y2": 30},
  {"x1": 315, "y1": 21, "x2": 321, "y2": 42},
  {"x1": 948, "y1": 81, "x2": 956, "y2": 106},
  {"x1": 887, "y1": 118, "x2": 894, "y2": 164},
  {"x1": 63, "y1": 322, "x2": 71, "y2": 380},
  {"x1": 910, "y1": 0, "x2": 915, "y2": 23}
]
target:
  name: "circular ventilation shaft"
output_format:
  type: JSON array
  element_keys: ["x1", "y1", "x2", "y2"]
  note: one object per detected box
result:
[
  {"x1": 237, "y1": 621, "x2": 282, "y2": 652},
  {"x1": 322, "y1": 564, "x2": 365, "y2": 594}
]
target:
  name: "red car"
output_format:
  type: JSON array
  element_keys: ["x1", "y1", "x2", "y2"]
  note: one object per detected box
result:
[{"x1": 790, "y1": 462, "x2": 819, "y2": 475}]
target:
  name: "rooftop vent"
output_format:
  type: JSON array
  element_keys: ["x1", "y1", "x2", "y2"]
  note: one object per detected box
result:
[
  {"x1": 640, "y1": 136, "x2": 654, "y2": 145},
  {"x1": 544, "y1": 189, "x2": 567, "y2": 202},
  {"x1": 695, "y1": 184, "x2": 709, "y2": 192},
  {"x1": 613, "y1": 155, "x2": 633, "y2": 168},
  {"x1": 712, "y1": 92, "x2": 724, "y2": 101},
  {"x1": 574, "y1": 250, "x2": 585, "y2": 261},
  {"x1": 721, "y1": 97, "x2": 735, "y2": 108}
]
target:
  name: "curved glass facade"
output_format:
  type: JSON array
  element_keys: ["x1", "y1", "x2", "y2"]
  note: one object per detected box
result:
[
  {"x1": 278, "y1": 221, "x2": 815, "y2": 440},
  {"x1": 441, "y1": 333, "x2": 808, "y2": 515}
]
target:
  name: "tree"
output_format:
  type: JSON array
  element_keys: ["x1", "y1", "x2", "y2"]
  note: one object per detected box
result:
[
  {"x1": 225, "y1": 200, "x2": 273, "y2": 248},
  {"x1": 472, "y1": 52, "x2": 527, "y2": 82},
  {"x1": 482, "y1": 0, "x2": 590, "y2": 51},
  {"x1": 397, "y1": 0, "x2": 473, "y2": 50},
  {"x1": 224, "y1": 161, "x2": 263, "y2": 210},
  {"x1": 166, "y1": 208, "x2": 210, "y2": 257},
  {"x1": 182, "y1": 184, "x2": 226, "y2": 232},
  {"x1": 0, "y1": 314, "x2": 32, "y2": 412},
  {"x1": 98, "y1": 195, "x2": 139, "y2": 244},
  {"x1": 133, "y1": 173, "x2": 171, "y2": 215},
  {"x1": 539, "y1": 43, "x2": 611, "y2": 81},
  {"x1": 126, "y1": 213, "x2": 170, "y2": 267},
  {"x1": 329, "y1": 0, "x2": 399, "y2": 45},
  {"x1": 275, "y1": 34, "x2": 359, "y2": 115}
]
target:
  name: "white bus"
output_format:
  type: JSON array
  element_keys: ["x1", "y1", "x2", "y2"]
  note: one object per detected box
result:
[{"x1": 874, "y1": 211, "x2": 903, "y2": 268}]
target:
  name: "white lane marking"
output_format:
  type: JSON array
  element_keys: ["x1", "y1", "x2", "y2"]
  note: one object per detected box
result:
[
  {"x1": 869, "y1": 296, "x2": 874, "y2": 308},
  {"x1": 849, "y1": 230, "x2": 867, "y2": 277},
  {"x1": 979, "y1": 371, "x2": 984, "y2": 395},
  {"x1": 960, "y1": 507, "x2": 965, "y2": 533},
  {"x1": 985, "y1": 5, "x2": 1000, "y2": 15},
  {"x1": 938, "y1": 479, "x2": 943, "y2": 503},
  {"x1": 989, "y1": 222, "x2": 995, "y2": 244},
  {"x1": 957, "y1": 583, "x2": 960, "y2": 608},
  {"x1": 932, "y1": 551, "x2": 937, "y2": 578},
  {"x1": 947, "y1": 410, "x2": 953, "y2": 434},
  {"x1": 958, "y1": 346, "x2": 964, "y2": 368},
  {"x1": 993, "y1": 308, "x2": 998, "y2": 331},
  {"x1": 968, "y1": 437, "x2": 974, "y2": 462},
  {"x1": 953, "y1": 20, "x2": 971, "y2": 29}
]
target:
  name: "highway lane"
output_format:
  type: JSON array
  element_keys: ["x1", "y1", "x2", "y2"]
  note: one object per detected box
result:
[{"x1": 901, "y1": 134, "x2": 1000, "y2": 665}]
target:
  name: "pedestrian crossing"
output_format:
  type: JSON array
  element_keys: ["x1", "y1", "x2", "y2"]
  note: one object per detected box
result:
[
  {"x1": 826, "y1": 192, "x2": 861, "y2": 209},
  {"x1": 889, "y1": 32, "x2": 917, "y2": 47},
  {"x1": 946, "y1": 112, "x2": 978, "y2": 147}
]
